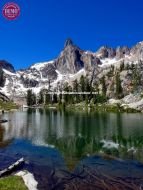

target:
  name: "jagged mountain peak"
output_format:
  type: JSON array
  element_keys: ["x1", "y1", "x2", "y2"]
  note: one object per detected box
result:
[
  {"x1": 64, "y1": 38, "x2": 74, "y2": 48},
  {"x1": 55, "y1": 38, "x2": 101, "y2": 74},
  {"x1": 98, "y1": 45, "x2": 112, "y2": 50},
  {"x1": 96, "y1": 46, "x2": 116, "y2": 59}
]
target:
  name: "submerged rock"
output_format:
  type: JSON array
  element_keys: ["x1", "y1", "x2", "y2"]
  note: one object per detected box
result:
[
  {"x1": 0, "y1": 119, "x2": 8, "y2": 123},
  {"x1": 100, "y1": 140, "x2": 119, "y2": 149}
]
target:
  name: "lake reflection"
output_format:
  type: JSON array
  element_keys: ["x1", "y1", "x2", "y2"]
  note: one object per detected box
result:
[{"x1": 1, "y1": 109, "x2": 143, "y2": 165}]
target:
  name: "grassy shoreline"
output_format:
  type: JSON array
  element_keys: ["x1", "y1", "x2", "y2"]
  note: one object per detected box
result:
[
  {"x1": 0, "y1": 176, "x2": 28, "y2": 190},
  {"x1": 0, "y1": 100, "x2": 18, "y2": 112},
  {"x1": 44, "y1": 102, "x2": 140, "y2": 113}
]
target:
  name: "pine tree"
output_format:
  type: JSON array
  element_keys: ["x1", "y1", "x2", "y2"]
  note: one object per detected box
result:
[
  {"x1": 38, "y1": 90, "x2": 44, "y2": 104},
  {"x1": 69, "y1": 85, "x2": 74, "y2": 104},
  {"x1": 115, "y1": 72, "x2": 123, "y2": 99},
  {"x1": 132, "y1": 66, "x2": 141, "y2": 92},
  {"x1": 31, "y1": 93, "x2": 36, "y2": 105},
  {"x1": 101, "y1": 76, "x2": 107, "y2": 96},
  {"x1": 120, "y1": 61, "x2": 125, "y2": 71},
  {"x1": 45, "y1": 93, "x2": 51, "y2": 105},
  {"x1": 73, "y1": 79, "x2": 79, "y2": 103},
  {"x1": 131, "y1": 63, "x2": 135, "y2": 70},
  {"x1": 27, "y1": 89, "x2": 32, "y2": 106},
  {"x1": 125, "y1": 63, "x2": 130, "y2": 70},
  {"x1": 111, "y1": 65, "x2": 114, "y2": 72},
  {"x1": 26, "y1": 89, "x2": 36, "y2": 106},
  {"x1": 85, "y1": 78, "x2": 91, "y2": 92},
  {"x1": 80, "y1": 75, "x2": 85, "y2": 92},
  {"x1": 85, "y1": 78, "x2": 91, "y2": 104},
  {"x1": 79, "y1": 75, "x2": 85, "y2": 101},
  {"x1": 63, "y1": 82, "x2": 70, "y2": 104},
  {"x1": 52, "y1": 94, "x2": 58, "y2": 104},
  {"x1": 0, "y1": 68, "x2": 5, "y2": 87},
  {"x1": 63, "y1": 84, "x2": 73, "y2": 104}
]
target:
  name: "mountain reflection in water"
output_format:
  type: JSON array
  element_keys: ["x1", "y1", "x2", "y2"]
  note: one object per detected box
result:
[{"x1": 0, "y1": 109, "x2": 143, "y2": 189}]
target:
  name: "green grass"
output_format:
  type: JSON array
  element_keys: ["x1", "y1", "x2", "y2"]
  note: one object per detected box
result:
[
  {"x1": 0, "y1": 176, "x2": 28, "y2": 190},
  {"x1": 63, "y1": 102, "x2": 140, "y2": 113},
  {"x1": 0, "y1": 100, "x2": 18, "y2": 111}
]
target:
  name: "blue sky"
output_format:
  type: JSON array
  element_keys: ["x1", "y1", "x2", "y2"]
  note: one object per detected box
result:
[{"x1": 0, "y1": 0, "x2": 143, "y2": 70}]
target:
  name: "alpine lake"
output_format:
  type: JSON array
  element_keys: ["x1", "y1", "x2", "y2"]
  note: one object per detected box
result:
[{"x1": 1, "y1": 108, "x2": 143, "y2": 189}]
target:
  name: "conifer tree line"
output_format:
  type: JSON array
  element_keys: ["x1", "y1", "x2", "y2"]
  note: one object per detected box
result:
[
  {"x1": 26, "y1": 75, "x2": 92, "y2": 106},
  {"x1": 26, "y1": 72, "x2": 125, "y2": 106},
  {"x1": 26, "y1": 74, "x2": 124, "y2": 106}
]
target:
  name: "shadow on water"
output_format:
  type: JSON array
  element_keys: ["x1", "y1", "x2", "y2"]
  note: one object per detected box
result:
[{"x1": 0, "y1": 109, "x2": 143, "y2": 189}]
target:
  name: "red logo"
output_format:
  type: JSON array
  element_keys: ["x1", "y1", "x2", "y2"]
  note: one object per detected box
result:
[{"x1": 2, "y1": 2, "x2": 20, "y2": 20}]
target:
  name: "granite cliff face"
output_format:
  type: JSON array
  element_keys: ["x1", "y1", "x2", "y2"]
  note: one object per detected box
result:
[
  {"x1": 54, "y1": 39, "x2": 100, "y2": 74},
  {"x1": 0, "y1": 39, "x2": 143, "y2": 102},
  {"x1": 96, "y1": 46, "x2": 116, "y2": 59},
  {"x1": 55, "y1": 39, "x2": 84, "y2": 74}
]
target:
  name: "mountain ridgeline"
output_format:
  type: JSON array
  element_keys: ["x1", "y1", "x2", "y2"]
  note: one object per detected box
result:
[{"x1": 1, "y1": 39, "x2": 143, "y2": 107}]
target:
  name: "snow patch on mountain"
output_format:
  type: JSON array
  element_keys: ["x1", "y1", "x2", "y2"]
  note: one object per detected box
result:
[
  {"x1": 30, "y1": 60, "x2": 54, "y2": 70},
  {"x1": 99, "y1": 58, "x2": 121, "y2": 67},
  {"x1": 52, "y1": 69, "x2": 86, "y2": 88},
  {"x1": 3, "y1": 69, "x2": 16, "y2": 76}
]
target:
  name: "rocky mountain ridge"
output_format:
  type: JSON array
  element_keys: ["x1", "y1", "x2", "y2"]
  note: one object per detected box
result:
[
  {"x1": 0, "y1": 60, "x2": 15, "y2": 73},
  {"x1": 1, "y1": 39, "x2": 143, "y2": 105}
]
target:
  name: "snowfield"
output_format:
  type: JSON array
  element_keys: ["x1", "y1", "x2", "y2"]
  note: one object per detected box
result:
[{"x1": 0, "y1": 60, "x2": 86, "y2": 98}]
